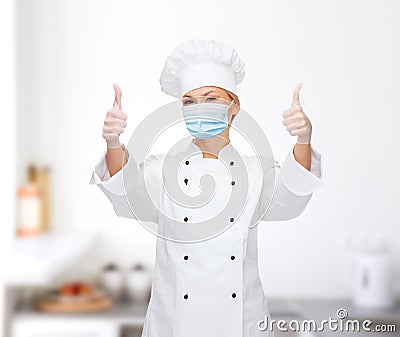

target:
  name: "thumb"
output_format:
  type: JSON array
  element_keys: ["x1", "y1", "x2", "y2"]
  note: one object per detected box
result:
[
  {"x1": 291, "y1": 82, "x2": 303, "y2": 107},
  {"x1": 113, "y1": 82, "x2": 122, "y2": 110}
]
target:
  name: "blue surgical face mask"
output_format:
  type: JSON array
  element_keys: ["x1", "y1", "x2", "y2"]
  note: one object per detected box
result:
[{"x1": 182, "y1": 101, "x2": 234, "y2": 139}]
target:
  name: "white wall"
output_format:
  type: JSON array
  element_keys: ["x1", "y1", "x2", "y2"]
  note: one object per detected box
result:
[
  {"x1": 0, "y1": 0, "x2": 16, "y2": 335},
  {"x1": 16, "y1": 0, "x2": 400, "y2": 298}
]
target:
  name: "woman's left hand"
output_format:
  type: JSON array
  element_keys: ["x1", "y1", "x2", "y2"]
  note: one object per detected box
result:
[{"x1": 281, "y1": 82, "x2": 312, "y2": 144}]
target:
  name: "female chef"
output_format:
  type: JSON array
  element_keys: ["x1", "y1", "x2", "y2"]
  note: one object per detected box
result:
[{"x1": 90, "y1": 39, "x2": 323, "y2": 337}]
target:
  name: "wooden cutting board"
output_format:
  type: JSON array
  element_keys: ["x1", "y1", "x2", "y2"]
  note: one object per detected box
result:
[{"x1": 36, "y1": 294, "x2": 113, "y2": 313}]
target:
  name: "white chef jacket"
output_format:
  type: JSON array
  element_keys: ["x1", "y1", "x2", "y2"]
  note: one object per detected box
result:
[{"x1": 89, "y1": 138, "x2": 323, "y2": 337}]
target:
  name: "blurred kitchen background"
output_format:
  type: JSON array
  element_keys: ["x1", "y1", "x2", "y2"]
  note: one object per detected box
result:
[{"x1": 0, "y1": 0, "x2": 399, "y2": 336}]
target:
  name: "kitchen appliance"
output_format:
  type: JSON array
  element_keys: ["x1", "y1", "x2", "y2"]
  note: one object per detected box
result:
[{"x1": 348, "y1": 236, "x2": 395, "y2": 309}]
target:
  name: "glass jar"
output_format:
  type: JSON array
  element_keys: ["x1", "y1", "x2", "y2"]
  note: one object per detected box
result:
[{"x1": 16, "y1": 184, "x2": 41, "y2": 236}]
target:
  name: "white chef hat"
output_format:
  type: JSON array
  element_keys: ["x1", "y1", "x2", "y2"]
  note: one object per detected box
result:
[{"x1": 159, "y1": 38, "x2": 245, "y2": 98}]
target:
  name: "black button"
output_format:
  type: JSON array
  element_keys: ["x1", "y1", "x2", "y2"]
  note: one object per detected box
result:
[
  {"x1": 184, "y1": 178, "x2": 188, "y2": 185},
  {"x1": 231, "y1": 255, "x2": 235, "y2": 260},
  {"x1": 184, "y1": 255, "x2": 188, "y2": 260},
  {"x1": 184, "y1": 294, "x2": 189, "y2": 299},
  {"x1": 185, "y1": 160, "x2": 189, "y2": 165},
  {"x1": 232, "y1": 293, "x2": 237, "y2": 298},
  {"x1": 230, "y1": 161, "x2": 234, "y2": 166},
  {"x1": 231, "y1": 181, "x2": 235, "y2": 186},
  {"x1": 230, "y1": 217, "x2": 234, "y2": 222},
  {"x1": 184, "y1": 217, "x2": 188, "y2": 222}
]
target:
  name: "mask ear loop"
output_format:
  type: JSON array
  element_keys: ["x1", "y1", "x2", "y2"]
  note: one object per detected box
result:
[{"x1": 227, "y1": 99, "x2": 235, "y2": 124}]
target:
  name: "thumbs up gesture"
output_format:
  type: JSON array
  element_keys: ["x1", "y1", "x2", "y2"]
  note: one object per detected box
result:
[
  {"x1": 281, "y1": 82, "x2": 312, "y2": 144},
  {"x1": 102, "y1": 83, "x2": 128, "y2": 148}
]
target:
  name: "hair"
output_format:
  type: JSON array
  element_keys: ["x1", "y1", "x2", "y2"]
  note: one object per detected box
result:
[{"x1": 225, "y1": 90, "x2": 240, "y2": 107}]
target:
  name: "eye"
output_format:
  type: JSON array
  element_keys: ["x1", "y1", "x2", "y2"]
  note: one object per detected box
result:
[
  {"x1": 206, "y1": 97, "x2": 217, "y2": 102},
  {"x1": 183, "y1": 99, "x2": 194, "y2": 105}
]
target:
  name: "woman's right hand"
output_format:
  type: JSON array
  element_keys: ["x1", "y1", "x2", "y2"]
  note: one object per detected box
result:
[{"x1": 102, "y1": 83, "x2": 128, "y2": 148}]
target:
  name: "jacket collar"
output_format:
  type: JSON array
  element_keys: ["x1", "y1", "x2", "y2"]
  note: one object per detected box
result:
[{"x1": 185, "y1": 137, "x2": 235, "y2": 161}]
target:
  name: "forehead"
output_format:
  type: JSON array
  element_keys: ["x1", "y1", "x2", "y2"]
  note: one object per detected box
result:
[{"x1": 183, "y1": 86, "x2": 227, "y2": 97}]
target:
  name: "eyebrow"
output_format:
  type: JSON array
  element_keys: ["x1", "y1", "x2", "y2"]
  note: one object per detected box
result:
[{"x1": 183, "y1": 90, "x2": 219, "y2": 98}]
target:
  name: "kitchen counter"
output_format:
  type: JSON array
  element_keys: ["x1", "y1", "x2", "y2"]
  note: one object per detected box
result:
[
  {"x1": 14, "y1": 299, "x2": 148, "y2": 326},
  {"x1": 12, "y1": 297, "x2": 400, "y2": 336},
  {"x1": 1, "y1": 230, "x2": 98, "y2": 286}
]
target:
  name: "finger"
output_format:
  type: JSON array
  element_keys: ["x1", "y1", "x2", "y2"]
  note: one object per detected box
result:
[
  {"x1": 105, "y1": 117, "x2": 127, "y2": 128},
  {"x1": 291, "y1": 82, "x2": 303, "y2": 107},
  {"x1": 289, "y1": 126, "x2": 307, "y2": 136},
  {"x1": 282, "y1": 106, "x2": 297, "y2": 118},
  {"x1": 109, "y1": 109, "x2": 128, "y2": 121},
  {"x1": 103, "y1": 125, "x2": 125, "y2": 134},
  {"x1": 113, "y1": 83, "x2": 122, "y2": 110},
  {"x1": 282, "y1": 112, "x2": 303, "y2": 126},
  {"x1": 102, "y1": 132, "x2": 119, "y2": 140},
  {"x1": 285, "y1": 121, "x2": 305, "y2": 132}
]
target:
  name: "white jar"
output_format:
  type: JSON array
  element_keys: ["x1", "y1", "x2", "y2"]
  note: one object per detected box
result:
[
  {"x1": 126, "y1": 264, "x2": 150, "y2": 303},
  {"x1": 100, "y1": 263, "x2": 123, "y2": 301}
]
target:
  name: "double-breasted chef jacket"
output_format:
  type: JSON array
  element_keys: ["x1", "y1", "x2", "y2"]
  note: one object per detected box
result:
[{"x1": 90, "y1": 138, "x2": 323, "y2": 337}]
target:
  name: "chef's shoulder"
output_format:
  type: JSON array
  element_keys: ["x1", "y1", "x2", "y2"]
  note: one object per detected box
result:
[
  {"x1": 134, "y1": 154, "x2": 165, "y2": 177},
  {"x1": 138, "y1": 153, "x2": 167, "y2": 173},
  {"x1": 241, "y1": 152, "x2": 277, "y2": 174}
]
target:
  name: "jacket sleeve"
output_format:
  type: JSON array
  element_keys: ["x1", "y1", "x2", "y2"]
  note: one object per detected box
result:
[
  {"x1": 89, "y1": 147, "x2": 162, "y2": 222},
  {"x1": 260, "y1": 145, "x2": 323, "y2": 221}
]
